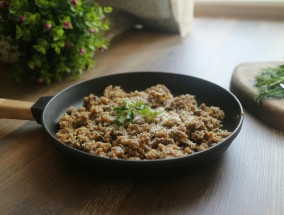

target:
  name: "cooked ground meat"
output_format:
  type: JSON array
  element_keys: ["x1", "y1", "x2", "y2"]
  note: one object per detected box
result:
[{"x1": 56, "y1": 84, "x2": 231, "y2": 160}]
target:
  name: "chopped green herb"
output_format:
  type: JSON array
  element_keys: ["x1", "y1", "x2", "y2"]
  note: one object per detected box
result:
[
  {"x1": 113, "y1": 100, "x2": 162, "y2": 126},
  {"x1": 255, "y1": 65, "x2": 284, "y2": 104}
]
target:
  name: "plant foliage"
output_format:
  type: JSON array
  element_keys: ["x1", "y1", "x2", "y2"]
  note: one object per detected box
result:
[{"x1": 0, "y1": 0, "x2": 112, "y2": 84}]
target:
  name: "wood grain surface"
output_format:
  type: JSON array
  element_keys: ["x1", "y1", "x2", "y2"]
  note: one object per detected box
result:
[{"x1": 1, "y1": 17, "x2": 284, "y2": 215}]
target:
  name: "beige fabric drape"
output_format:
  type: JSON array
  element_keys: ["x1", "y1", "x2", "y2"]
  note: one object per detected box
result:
[{"x1": 99, "y1": 0, "x2": 194, "y2": 37}]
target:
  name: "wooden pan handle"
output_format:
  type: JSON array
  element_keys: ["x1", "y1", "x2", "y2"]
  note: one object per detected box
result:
[{"x1": 0, "y1": 98, "x2": 34, "y2": 121}]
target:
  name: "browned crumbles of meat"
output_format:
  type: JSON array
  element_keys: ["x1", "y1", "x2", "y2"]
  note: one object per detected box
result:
[{"x1": 56, "y1": 84, "x2": 231, "y2": 160}]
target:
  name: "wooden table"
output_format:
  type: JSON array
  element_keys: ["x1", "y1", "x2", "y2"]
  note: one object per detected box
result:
[{"x1": 1, "y1": 17, "x2": 284, "y2": 215}]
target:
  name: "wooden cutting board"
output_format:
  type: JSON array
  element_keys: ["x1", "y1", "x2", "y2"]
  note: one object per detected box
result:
[{"x1": 230, "y1": 62, "x2": 284, "y2": 131}]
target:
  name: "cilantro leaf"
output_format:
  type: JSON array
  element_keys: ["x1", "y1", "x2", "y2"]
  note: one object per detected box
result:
[{"x1": 113, "y1": 100, "x2": 162, "y2": 126}]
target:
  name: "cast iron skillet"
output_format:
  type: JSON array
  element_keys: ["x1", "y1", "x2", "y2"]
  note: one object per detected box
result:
[{"x1": 0, "y1": 72, "x2": 244, "y2": 176}]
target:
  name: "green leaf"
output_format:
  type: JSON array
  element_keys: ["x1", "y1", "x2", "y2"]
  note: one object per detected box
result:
[
  {"x1": 103, "y1": 7, "x2": 112, "y2": 13},
  {"x1": 33, "y1": 45, "x2": 46, "y2": 54},
  {"x1": 55, "y1": 47, "x2": 60, "y2": 54},
  {"x1": 16, "y1": 25, "x2": 22, "y2": 39},
  {"x1": 51, "y1": 27, "x2": 64, "y2": 41},
  {"x1": 9, "y1": 0, "x2": 21, "y2": 14},
  {"x1": 88, "y1": 45, "x2": 95, "y2": 51},
  {"x1": 25, "y1": 13, "x2": 39, "y2": 26},
  {"x1": 22, "y1": 28, "x2": 31, "y2": 41},
  {"x1": 38, "y1": 38, "x2": 49, "y2": 48},
  {"x1": 35, "y1": 0, "x2": 50, "y2": 8}
]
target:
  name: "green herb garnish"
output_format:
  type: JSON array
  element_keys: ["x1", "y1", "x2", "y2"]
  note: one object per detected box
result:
[
  {"x1": 113, "y1": 100, "x2": 162, "y2": 126},
  {"x1": 255, "y1": 65, "x2": 284, "y2": 104}
]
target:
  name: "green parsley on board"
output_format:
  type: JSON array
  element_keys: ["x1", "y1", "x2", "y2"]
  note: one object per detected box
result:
[
  {"x1": 255, "y1": 65, "x2": 284, "y2": 104},
  {"x1": 113, "y1": 100, "x2": 162, "y2": 127}
]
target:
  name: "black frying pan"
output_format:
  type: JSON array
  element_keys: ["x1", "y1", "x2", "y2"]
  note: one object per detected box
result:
[{"x1": 0, "y1": 72, "x2": 244, "y2": 177}]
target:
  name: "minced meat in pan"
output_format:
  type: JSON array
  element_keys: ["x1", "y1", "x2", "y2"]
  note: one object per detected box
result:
[{"x1": 56, "y1": 84, "x2": 231, "y2": 160}]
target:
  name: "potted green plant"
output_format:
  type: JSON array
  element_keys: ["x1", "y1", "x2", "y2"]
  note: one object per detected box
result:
[{"x1": 0, "y1": 0, "x2": 112, "y2": 84}]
